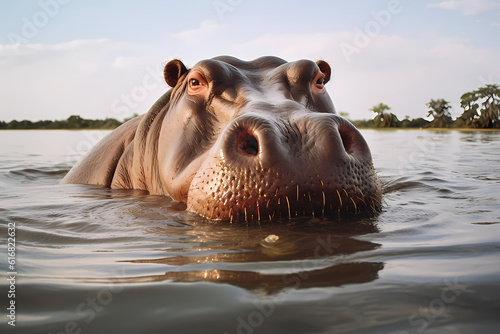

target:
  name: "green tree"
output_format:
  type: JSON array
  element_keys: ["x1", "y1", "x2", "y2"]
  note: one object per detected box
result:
[
  {"x1": 7, "y1": 120, "x2": 19, "y2": 129},
  {"x1": 66, "y1": 115, "x2": 84, "y2": 129},
  {"x1": 426, "y1": 99, "x2": 452, "y2": 128},
  {"x1": 371, "y1": 103, "x2": 400, "y2": 127},
  {"x1": 456, "y1": 91, "x2": 479, "y2": 127},
  {"x1": 475, "y1": 84, "x2": 500, "y2": 128}
]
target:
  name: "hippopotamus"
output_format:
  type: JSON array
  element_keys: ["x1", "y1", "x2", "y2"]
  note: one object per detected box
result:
[{"x1": 61, "y1": 56, "x2": 382, "y2": 222}]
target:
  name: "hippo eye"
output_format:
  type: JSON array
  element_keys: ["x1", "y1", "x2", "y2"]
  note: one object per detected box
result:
[
  {"x1": 187, "y1": 71, "x2": 209, "y2": 95},
  {"x1": 312, "y1": 72, "x2": 326, "y2": 92}
]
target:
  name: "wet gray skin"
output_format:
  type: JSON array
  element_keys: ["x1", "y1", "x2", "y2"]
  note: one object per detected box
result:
[{"x1": 61, "y1": 56, "x2": 382, "y2": 222}]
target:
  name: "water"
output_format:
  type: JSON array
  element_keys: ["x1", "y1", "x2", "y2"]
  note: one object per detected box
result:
[{"x1": 1, "y1": 129, "x2": 499, "y2": 334}]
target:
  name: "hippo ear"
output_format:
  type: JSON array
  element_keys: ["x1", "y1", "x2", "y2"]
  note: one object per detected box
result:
[
  {"x1": 164, "y1": 59, "x2": 189, "y2": 87},
  {"x1": 316, "y1": 60, "x2": 331, "y2": 84}
]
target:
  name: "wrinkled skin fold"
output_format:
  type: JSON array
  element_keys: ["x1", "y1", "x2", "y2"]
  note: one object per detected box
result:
[{"x1": 61, "y1": 56, "x2": 382, "y2": 222}]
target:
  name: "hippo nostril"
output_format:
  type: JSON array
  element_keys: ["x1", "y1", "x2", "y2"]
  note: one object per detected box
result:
[
  {"x1": 236, "y1": 129, "x2": 259, "y2": 156},
  {"x1": 338, "y1": 125, "x2": 354, "y2": 154}
]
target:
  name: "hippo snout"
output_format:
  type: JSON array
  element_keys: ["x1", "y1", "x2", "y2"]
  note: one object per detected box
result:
[{"x1": 187, "y1": 113, "x2": 381, "y2": 222}]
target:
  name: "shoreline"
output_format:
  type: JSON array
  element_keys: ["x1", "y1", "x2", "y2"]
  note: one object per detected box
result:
[{"x1": 356, "y1": 127, "x2": 500, "y2": 132}]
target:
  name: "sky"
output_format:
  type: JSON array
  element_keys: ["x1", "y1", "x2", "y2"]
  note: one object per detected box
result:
[{"x1": 1, "y1": 0, "x2": 500, "y2": 122}]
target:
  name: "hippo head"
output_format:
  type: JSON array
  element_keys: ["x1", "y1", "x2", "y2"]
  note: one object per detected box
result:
[
  {"x1": 61, "y1": 55, "x2": 382, "y2": 222},
  {"x1": 155, "y1": 56, "x2": 381, "y2": 222}
]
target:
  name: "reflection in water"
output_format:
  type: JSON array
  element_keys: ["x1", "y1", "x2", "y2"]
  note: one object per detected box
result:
[
  {"x1": 91, "y1": 263, "x2": 384, "y2": 294},
  {"x1": 61, "y1": 187, "x2": 384, "y2": 293},
  {"x1": 109, "y1": 216, "x2": 384, "y2": 293}
]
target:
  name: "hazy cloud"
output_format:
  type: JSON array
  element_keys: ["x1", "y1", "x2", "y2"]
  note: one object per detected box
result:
[{"x1": 171, "y1": 20, "x2": 231, "y2": 45}]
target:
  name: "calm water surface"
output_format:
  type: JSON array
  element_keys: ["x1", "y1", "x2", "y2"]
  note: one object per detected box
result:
[{"x1": 1, "y1": 129, "x2": 499, "y2": 334}]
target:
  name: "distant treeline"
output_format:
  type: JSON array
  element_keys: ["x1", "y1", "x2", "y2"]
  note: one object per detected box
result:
[
  {"x1": 357, "y1": 83, "x2": 500, "y2": 129},
  {"x1": 0, "y1": 115, "x2": 124, "y2": 130},
  {"x1": 350, "y1": 117, "x2": 432, "y2": 129}
]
